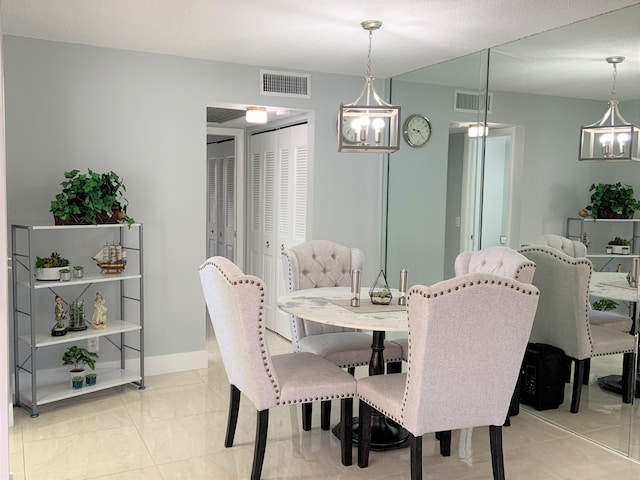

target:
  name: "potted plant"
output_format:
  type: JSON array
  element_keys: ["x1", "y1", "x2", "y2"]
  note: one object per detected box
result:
[
  {"x1": 73, "y1": 265, "x2": 84, "y2": 279},
  {"x1": 585, "y1": 182, "x2": 640, "y2": 219},
  {"x1": 49, "y1": 169, "x2": 134, "y2": 227},
  {"x1": 62, "y1": 345, "x2": 98, "y2": 389},
  {"x1": 35, "y1": 252, "x2": 70, "y2": 280},
  {"x1": 608, "y1": 237, "x2": 630, "y2": 254},
  {"x1": 59, "y1": 268, "x2": 71, "y2": 281},
  {"x1": 592, "y1": 298, "x2": 618, "y2": 311},
  {"x1": 85, "y1": 373, "x2": 97, "y2": 386}
]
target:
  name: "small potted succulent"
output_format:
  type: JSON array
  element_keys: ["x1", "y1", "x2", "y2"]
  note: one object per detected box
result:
[
  {"x1": 35, "y1": 252, "x2": 70, "y2": 281},
  {"x1": 607, "y1": 237, "x2": 630, "y2": 254},
  {"x1": 73, "y1": 265, "x2": 84, "y2": 279},
  {"x1": 59, "y1": 268, "x2": 71, "y2": 281}
]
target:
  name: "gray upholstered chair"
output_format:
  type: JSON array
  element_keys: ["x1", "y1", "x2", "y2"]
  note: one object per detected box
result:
[
  {"x1": 395, "y1": 246, "x2": 536, "y2": 361},
  {"x1": 522, "y1": 233, "x2": 587, "y2": 257},
  {"x1": 523, "y1": 233, "x2": 633, "y2": 332},
  {"x1": 357, "y1": 273, "x2": 540, "y2": 480},
  {"x1": 199, "y1": 256, "x2": 357, "y2": 479},
  {"x1": 281, "y1": 240, "x2": 403, "y2": 431},
  {"x1": 519, "y1": 245, "x2": 636, "y2": 413}
]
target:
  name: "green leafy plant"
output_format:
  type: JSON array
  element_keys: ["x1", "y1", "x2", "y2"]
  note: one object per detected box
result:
[
  {"x1": 59, "y1": 268, "x2": 71, "y2": 274},
  {"x1": 49, "y1": 169, "x2": 134, "y2": 227},
  {"x1": 35, "y1": 252, "x2": 69, "y2": 268},
  {"x1": 608, "y1": 237, "x2": 630, "y2": 246},
  {"x1": 73, "y1": 265, "x2": 84, "y2": 271},
  {"x1": 586, "y1": 182, "x2": 640, "y2": 219},
  {"x1": 592, "y1": 298, "x2": 619, "y2": 311},
  {"x1": 62, "y1": 345, "x2": 98, "y2": 371}
]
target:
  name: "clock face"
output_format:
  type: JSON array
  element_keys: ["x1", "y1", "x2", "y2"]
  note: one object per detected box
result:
[
  {"x1": 403, "y1": 114, "x2": 432, "y2": 147},
  {"x1": 338, "y1": 115, "x2": 357, "y2": 144}
]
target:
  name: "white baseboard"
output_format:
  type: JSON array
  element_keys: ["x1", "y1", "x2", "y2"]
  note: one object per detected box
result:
[{"x1": 143, "y1": 350, "x2": 208, "y2": 376}]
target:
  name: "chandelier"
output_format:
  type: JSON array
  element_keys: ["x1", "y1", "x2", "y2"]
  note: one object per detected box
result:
[
  {"x1": 579, "y1": 56, "x2": 639, "y2": 162},
  {"x1": 338, "y1": 20, "x2": 400, "y2": 153}
]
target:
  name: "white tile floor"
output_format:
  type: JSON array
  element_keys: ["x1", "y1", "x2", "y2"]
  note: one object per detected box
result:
[{"x1": 9, "y1": 329, "x2": 640, "y2": 479}]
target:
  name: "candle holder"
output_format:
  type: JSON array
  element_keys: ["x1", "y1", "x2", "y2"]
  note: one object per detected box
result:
[
  {"x1": 351, "y1": 269, "x2": 361, "y2": 307},
  {"x1": 369, "y1": 270, "x2": 392, "y2": 305}
]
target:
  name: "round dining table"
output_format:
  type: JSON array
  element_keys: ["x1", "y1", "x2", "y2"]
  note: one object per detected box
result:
[{"x1": 277, "y1": 286, "x2": 410, "y2": 450}]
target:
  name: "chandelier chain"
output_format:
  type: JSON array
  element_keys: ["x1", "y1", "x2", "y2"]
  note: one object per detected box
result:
[
  {"x1": 610, "y1": 63, "x2": 617, "y2": 101},
  {"x1": 366, "y1": 29, "x2": 373, "y2": 78}
]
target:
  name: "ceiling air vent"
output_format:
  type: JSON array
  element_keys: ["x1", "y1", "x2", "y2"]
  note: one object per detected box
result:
[
  {"x1": 260, "y1": 69, "x2": 311, "y2": 98},
  {"x1": 454, "y1": 89, "x2": 493, "y2": 114}
]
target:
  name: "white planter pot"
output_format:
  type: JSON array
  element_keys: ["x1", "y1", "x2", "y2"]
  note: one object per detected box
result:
[
  {"x1": 35, "y1": 266, "x2": 67, "y2": 281},
  {"x1": 622, "y1": 246, "x2": 630, "y2": 254},
  {"x1": 611, "y1": 245, "x2": 624, "y2": 254}
]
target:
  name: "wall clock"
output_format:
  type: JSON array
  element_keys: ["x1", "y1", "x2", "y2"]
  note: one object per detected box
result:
[
  {"x1": 403, "y1": 114, "x2": 432, "y2": 147},
  {"x1": 337, "y1": 115, "x2": 357, "y2": 144}
]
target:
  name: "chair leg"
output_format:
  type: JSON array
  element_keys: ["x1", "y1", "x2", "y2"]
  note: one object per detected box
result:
[
  {"x1": 302, "y1": 403, "x2": 312, "y2": 431},
  {"x1": 358, "y1": 401, "x2": 372, "y2": 468},
  {"x1": 340, "y1": 398, "x2": 353, "y2": 466},
  {"x1": 622, "y1": 352, "x2": 635, "y2": 403},
  {"x1": 410, "y1": 434, "x2": 422, "y2": 480},
  {"x1": 438, "y1": 430, "x2": 452, "y2": 456},
  {"x1": 582, "y1": 358, "x2": 591, "y2": 385},
  {"x1": 225, "y1": 384, "x2": 241, "y2": 447},
  {"x1": 251, "y1": 409, "x2": 269, "y2": 480},
  {"x1": 489, "y1": 425, "x2": 505, "y2": 480},
  {"x1": 570, "y1": 358, "x2": 586, "y2": 413},
  {"x1": 387, "y1": 361, "x2": 402, "y2": 374},
  {"x1": 321, "y1": 400, "x2": 331, "y2": 430}
]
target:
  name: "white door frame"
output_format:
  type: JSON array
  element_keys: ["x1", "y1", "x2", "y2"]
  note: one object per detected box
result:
[{"x1": 206, "y1": 126, "x2": 245, "y2": 269}]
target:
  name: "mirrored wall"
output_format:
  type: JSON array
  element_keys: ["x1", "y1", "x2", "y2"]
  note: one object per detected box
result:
[{"x1": 387, "y1": 4, "x2": 640, "y2": 460}]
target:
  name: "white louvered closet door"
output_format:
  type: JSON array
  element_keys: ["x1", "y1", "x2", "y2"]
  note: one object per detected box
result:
[
  {"x1": 207, "y1": 139, "x2": 236, "y2": 261},
  {"x1": 248, "y1": 123, "x2": 308, "y2": 339}
]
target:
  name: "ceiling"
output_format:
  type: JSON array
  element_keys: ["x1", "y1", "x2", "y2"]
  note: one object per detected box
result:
[
  {"x1": 2, "y1": 0, "x2": 638, "y2": 132},
  {"x1": 1, "y1": 0, "x2": 638, "y2": 80}
]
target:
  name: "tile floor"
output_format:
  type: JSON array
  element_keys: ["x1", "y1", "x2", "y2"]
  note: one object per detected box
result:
[{"x1": 9, "y1": 328, "x2": 640, "y2": 479}]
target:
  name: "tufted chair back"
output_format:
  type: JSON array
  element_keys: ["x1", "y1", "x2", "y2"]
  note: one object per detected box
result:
[
  {"x1": 523, "y1": 234, "x2": 587, "y2": 258},
  {"x1": 455, "y1": 246, "x2": 536, "y2": 284},
  {"x1": 282, "y1": 240, "x2": 364, "y2": 347}
]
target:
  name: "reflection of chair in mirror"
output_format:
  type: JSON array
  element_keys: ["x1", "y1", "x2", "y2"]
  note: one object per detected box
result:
[
  {"x1": 199, "y1": 256, "x2": 357, "y2": 479},
  {"x1": 357, "y1": 273, "x2": 540, "y2": 480},
  {"x1": 394, "y1": 246, "x2": 536, "y2": 362},
  {"x1": 523, "y1": 234, "x2": 633, "y2": 332},
  {"x1": 523, "y1": 233, "x2": 587, "y2": 257},
  {"x1": 281, "y1": 240, "x2": 403, "y2": 431},
  {"x1": 519, "y1": 245, "x2": 636, "y2": 413}
]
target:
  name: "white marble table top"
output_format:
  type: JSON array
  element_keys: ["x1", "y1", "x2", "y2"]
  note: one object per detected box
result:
[
  {"x1": 277, "y1": 287, "x2": 408, "y2": 332},
  {"x1": 591, "y1": 272, "x2": 639, "y2": 302}
]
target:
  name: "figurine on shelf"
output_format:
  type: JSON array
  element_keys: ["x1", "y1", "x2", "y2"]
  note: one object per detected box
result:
[
  {"x1": 51, "y1": 295, "x2": 67, "y2": 336},
  {"x1": 92, "y1": 291, "x2": 107, "y2": 329}
]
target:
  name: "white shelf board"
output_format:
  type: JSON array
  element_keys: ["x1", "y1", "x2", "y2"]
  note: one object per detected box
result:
[
  {"x1": 19, "y1": 320, "x2": 141, "y2": 347},
  {"x1": 20, "y1": 272, "x2": 142, "y2": 290},
  {"x1": 13, "y1": 223, "x2": 142, "y2": 230},
  {"x1": 21, "y1": 368, "x2": 141, "y2": 405}
]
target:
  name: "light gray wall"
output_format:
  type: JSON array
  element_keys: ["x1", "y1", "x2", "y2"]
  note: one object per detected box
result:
[{"x1": 3, "y1": 36, "x2": 385, "y2": 371}]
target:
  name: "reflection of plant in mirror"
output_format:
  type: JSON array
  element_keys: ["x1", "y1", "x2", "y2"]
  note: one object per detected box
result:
[
  {"x1": 592, "y1": 298, "x2": 618, "y2": 311},
  {"x1": 608, "y1": 237, "x2": 630, "y2": 246}
]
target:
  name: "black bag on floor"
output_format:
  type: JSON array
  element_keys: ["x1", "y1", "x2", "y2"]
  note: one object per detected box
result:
[{"x1": 519, "y1": 342, "x2": 568, "y2": 411}]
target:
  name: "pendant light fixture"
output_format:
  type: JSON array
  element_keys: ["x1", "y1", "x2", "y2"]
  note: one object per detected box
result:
[
  {"x1": 579, "y1": 56, "x2": 639, "y2": 162},
  {"x1": 338, "y1": 20, "x2": 400, "y2": 153}
]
